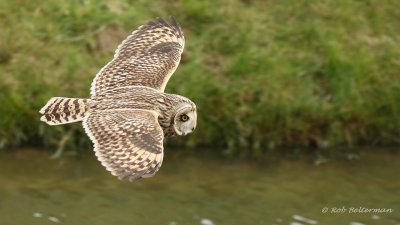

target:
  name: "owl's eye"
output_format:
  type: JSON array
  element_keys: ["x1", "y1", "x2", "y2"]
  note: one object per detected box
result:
[{"x1": 180, "y1": 114, "x2": 189, "y2": 122}]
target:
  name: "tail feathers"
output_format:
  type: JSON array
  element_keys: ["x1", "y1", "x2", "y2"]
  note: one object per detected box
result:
[{"x1": 40, "y1": 97, "x2": 89, "y2": 125}]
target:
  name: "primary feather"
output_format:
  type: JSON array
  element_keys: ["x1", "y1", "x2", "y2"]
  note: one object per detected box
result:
[{"x1": 90, "y1": 17, "x2": 185, "y2": 95}]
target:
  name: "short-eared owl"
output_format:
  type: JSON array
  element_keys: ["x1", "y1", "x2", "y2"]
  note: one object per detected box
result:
[{"x1": 39, "y1": 17, "x2": 197, "y2": 181}]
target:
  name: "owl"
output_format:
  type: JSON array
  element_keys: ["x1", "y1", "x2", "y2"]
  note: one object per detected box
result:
[{"x1": 39, "y1": 17, "x2": 197, "y2": 181}]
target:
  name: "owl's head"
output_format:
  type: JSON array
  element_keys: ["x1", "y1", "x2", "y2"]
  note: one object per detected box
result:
[{"x1": 173, "y1": 102, "x2": 197, "y2": 136}]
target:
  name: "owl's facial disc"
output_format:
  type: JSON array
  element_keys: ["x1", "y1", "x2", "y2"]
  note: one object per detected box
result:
[{"x1": 173, "y1": 105, "x2": 197, "y2": 136}]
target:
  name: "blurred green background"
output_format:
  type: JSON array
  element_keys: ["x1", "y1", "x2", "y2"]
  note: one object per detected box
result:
[
  {"x1": 0, "y1": 1, "x2": 399, "y2": 225},
  {"x1": 0, "y1": 0, "x2": 399, "y2": 155}
]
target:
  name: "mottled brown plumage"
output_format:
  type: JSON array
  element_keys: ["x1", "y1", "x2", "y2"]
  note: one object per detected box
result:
[
  {"x1": 91, "y1": 17, "x2": 185, "y2": 95},
  {"x1": 39, "y1": 17, "x2": 197, "y2": 181}
]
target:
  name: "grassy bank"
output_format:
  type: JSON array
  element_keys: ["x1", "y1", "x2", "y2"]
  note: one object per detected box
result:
[{"x1": 0, "y1": 0, "x2": 399, "y2": 156}]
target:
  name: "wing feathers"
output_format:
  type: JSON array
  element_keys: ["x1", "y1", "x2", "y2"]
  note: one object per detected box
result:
[
  {"x1": 83, "y1": 109, "x2": 164, "y2": 181},
  {"x1": 90, "y1": 17, "x2": 184, "y2": 95}
]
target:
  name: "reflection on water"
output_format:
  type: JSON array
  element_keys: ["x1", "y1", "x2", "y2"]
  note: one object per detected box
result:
[{"x1": 0, "y1": 148, "x2": 399, "y2": 225}]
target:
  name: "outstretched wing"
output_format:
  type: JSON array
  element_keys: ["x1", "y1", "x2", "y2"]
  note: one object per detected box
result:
[
  {"x1": 83, "y1": 109, "x2": 164, "y2": 181},
  {"x1": 90, "y1": 17, "x2": 185, "y2": 95}
]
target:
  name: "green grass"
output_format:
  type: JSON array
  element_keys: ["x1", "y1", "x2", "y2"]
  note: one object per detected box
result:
[{"x1": 0, "y1": 0, "x2": 399, "y2": 156}]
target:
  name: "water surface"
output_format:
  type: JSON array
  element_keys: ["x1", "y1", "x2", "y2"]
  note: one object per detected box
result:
[{"x1": 0, "y1": 148, "x2": 399, "y2": 225}]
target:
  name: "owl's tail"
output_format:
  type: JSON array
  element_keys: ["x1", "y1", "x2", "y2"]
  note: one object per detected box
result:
[{"x1": 39, "y1": 97, "x2": 90, "y2": 125}]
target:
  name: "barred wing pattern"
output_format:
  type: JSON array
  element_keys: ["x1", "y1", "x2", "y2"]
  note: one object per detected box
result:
[
  {"x1": 91, "y1": 17, "x2": 185, "y2": 95},
  {"x1": 83, "y1": 109, "x2": 164, "y2": 181}
]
